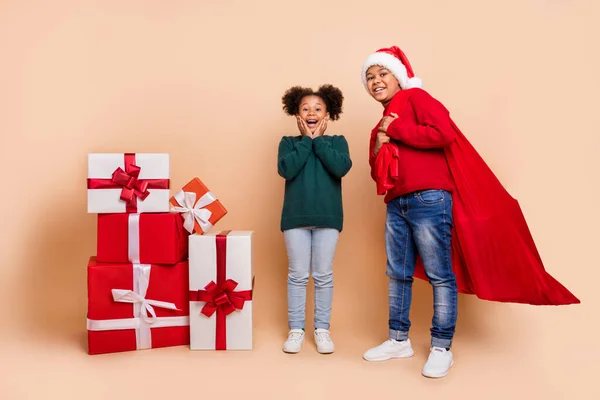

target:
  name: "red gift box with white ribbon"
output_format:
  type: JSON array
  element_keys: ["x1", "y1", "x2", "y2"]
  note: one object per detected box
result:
[
  {"x1": 97, "y1": 213, "x2": 189, "y2": 264},
  {"x1": 86, "y1": 257, "x2": 190, "y2": 355}
]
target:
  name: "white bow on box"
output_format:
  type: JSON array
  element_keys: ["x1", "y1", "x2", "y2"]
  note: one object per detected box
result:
[
  {"x1": 171, "y1": 190, "x2": 217, "y2": 234},
  {"x1": 112, "y1": 288, "x2": 179, "y2": 324}
]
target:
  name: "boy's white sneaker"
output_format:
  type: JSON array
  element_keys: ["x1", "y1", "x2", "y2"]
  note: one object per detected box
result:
[
  {"x1": 314, "y1": 329, "x2": 334, "y2": 354},
  {"x1": 282, "y1": 329, "x2": 305, "y2": 353},
  {"x1": 421, "y1": 347, "x2": 454, "y2": 378},
  {"x1": 363, "y1": 338, "x2": 414, "y2": 362}
]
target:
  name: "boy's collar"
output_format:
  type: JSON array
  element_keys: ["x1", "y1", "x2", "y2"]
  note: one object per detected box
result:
[{"x1": 383, "y1": 89, "x2": 405, "y2": 113}]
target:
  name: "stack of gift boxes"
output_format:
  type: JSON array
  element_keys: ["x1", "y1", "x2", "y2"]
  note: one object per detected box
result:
[{"x1": 86, "y1": 153, "x2": 254, "y2": 355}]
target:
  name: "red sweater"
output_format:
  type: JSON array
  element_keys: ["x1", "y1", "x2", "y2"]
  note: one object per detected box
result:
[{"x1": 369, "y1": 88, "x2": 456, "y2": 203}]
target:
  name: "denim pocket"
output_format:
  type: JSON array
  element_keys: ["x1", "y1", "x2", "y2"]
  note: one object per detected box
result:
[{"x1": 416, "y1": 190, "x2": 444, "y2": 205}]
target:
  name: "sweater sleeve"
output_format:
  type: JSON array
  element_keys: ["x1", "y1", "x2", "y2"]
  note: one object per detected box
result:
[
  {"x1": 312, "y1": 135, "x2": 352, "y2": 178},
  {"x1": 385, "y1": 89, "x2": 456, "y2": 149},
  {"x1": 277, "y1": 136, "x2": 313, "y2": 180}
]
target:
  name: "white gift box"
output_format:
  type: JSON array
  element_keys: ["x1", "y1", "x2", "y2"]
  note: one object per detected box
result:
[
  {"x1": 189, "y1": 230, "x2": 254, "y2": 350},
  {"x1": 87, "y1": 153, "x2": 170, "y2": 214}
]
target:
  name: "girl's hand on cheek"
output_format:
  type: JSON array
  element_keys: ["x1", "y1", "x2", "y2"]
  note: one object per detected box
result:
[
  {"x1": 313, "y1": 116, "x2": 329, "y2": 137},
  {"x1": 296, "y1": 116, "x2": 312, "y2": 137}
]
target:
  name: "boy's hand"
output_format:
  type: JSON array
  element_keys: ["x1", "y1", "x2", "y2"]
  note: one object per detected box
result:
[
  {"x1": 374, "y1": 130, "x2": 390, "y2": 155},
  {"x1": 379, "y1": 113, "x2": 398, "y2": 133}
]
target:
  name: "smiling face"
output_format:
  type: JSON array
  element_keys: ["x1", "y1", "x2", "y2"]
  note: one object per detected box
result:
[
  {"x1": 365, "y1": 65, "x2": 402, "y2": 105},
  {"x1": 298, "y1": 95, "x2": 327, "y2": 133}
]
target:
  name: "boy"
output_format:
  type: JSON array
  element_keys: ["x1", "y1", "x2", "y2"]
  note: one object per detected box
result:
[
  {"x1": 361, "y1": 46, "x2": 458, "y2": 379},
  {"x1": 360, "y1": 46, "x2": 579, "y2": 379}
]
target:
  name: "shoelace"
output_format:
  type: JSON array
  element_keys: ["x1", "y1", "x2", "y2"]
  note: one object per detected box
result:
[
  {"x1": 315, "y1": 332, "x2": 332, "y2": 344},
  {"x1": 288, "y1": 332, "x2": 303, "y2": 342},
  {"x1": 429, "y1": 347, "x2": 447, "y2": 358}
]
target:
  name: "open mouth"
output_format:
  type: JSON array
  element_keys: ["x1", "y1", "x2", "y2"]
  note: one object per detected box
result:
[
  {"x1": 374, "y1": 87, "x2": 385, "y2": 94},
  {"x1": 306, "y1": 119, "x2": 318, "y2": 128}
]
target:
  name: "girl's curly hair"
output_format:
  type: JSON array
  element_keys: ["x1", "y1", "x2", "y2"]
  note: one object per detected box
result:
[{"x1": 281, "y1": 84, "x2": 344, "y2": 121}]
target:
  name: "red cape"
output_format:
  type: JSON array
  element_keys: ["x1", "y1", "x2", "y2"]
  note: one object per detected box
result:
[{"x1": 373, "y1": 106, "x2": 580, "y2": 306}]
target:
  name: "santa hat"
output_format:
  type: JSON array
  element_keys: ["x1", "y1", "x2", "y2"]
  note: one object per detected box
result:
[{"x1": 361, "y1": 46, "x2": 423, "y2": 91}]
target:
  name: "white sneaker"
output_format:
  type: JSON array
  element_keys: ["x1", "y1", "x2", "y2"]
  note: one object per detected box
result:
[
  {"x1": 363, "y1": 339, "x2": 414, "y2": 362},
  {"x1": 282, "y1": 329, "x2": 305, "y2": 353},
  {"x1": 314, "y1": 329, "x2": 334, "y2": 354},
  {"x1": 421, "y1": 347, "x2": 454, "y2": 378}
]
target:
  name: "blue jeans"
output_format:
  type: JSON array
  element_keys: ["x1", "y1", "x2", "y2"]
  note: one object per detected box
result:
[
  {"x1": 284, "y1": 227, "x2": 339, "y2": 330},
  {"x1": 385, "y1": 190, "x2": 458, "y2": 349}
]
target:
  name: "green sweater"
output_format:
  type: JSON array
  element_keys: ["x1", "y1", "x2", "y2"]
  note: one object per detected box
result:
[{"x1": 277, "y1": 134, "x2": 352, "y2": 232}]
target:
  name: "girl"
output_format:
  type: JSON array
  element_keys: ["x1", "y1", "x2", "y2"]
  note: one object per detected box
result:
[{"x1": 277, "y1": 84, "x2": 352, "y2": 354}]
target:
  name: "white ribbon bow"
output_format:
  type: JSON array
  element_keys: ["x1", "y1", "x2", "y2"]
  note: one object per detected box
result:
[
  {"x1": 171, "y1": 190, "x2": 216, "y2": 234},
  {"x1": 111, "y1": 289, "x2": 179, "y2": 324}
]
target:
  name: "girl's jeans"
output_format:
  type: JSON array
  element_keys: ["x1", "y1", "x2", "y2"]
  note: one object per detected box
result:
[{"x1": 284, "y1": 226, "x2": 339, "y2": 330}]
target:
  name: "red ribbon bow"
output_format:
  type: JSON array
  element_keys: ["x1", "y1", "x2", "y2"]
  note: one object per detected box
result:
[
  {"x1": 193, "y1": 279, "x2": 252, "y2": 317},
  {"x1": 111, "y1": 164, "x2": 150, "y2": 205}
]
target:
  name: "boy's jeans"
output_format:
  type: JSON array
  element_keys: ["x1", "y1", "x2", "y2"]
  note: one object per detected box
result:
[
  {"x1": 284, "y1": 226, "x2": 339, "y2": 330},
  {"x1": 385, "y1": 190, "x2": 458, "y2": 349}
]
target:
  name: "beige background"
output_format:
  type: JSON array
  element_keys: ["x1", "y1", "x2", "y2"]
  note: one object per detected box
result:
[{"x1": 1, "y1": 0, "x2": 598, "y2": 399}]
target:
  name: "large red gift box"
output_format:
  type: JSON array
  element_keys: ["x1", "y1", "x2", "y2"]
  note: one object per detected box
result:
[
  {"x1": 97, "y1": 213, "x2": 189, "y2": 264},
  {"x1": 86, "y1": 257, "x2": 190, "y2": 355}
]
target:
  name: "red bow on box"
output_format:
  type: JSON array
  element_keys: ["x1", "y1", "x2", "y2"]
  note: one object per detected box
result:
[
  {"x1": 192, "y1": 279, "x2": 252, "y2": 317},
  {"x1": 111, "y1": 164, "x2": 150, "y2": 205}
]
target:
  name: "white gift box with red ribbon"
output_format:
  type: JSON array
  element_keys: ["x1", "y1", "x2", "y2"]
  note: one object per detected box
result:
[
  {"x1": 188, "y1": 230, "x2": 254, "y2": 350},
  {"x1": 87, "y1": 153, "x2": 170, "y2": 214}
]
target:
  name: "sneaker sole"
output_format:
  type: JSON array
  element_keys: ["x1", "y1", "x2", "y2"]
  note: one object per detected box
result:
[
  {"x1": 283, "y1": 349, "x2": 301, "y2": 354},
  {"x1": 282, "y1": 342, "x2": 304, "y2": 354},
  {"x1": 421, "y1": 360, "x2": 454, "y2": 378},
  {"x1": 317, "y1": 348, "x2": 334, "y2": 354},
  {"x1": 363, "y1": 348, "x2": 414, "y2": 362}
]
